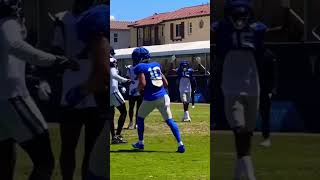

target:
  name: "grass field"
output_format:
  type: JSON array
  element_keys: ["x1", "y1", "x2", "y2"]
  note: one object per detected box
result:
[
  {"x1": 212, "y1": 131, "x2": 320, "y2": 180},
  {"x1": 110, "y1": 103, "x2": 210, "y2": 179},
  {"x1": 14, "y1": 103, "x2": 210, "y2": 180}
]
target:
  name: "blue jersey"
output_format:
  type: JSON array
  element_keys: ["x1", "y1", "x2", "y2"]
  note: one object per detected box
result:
[
  {"x1": 134, "y1": 62, "x2": 167, "y2": 101},
  {"x1": 77, "y1": 5, "x2": 109, "y2": 44},
  {"x1": 213, "y1": 20, "x2": 267, "y2": 60},
  {"x1": 177, "y1": 68, "x2": 193, "y2": 79},
  {"x1": 212, "y1": 20, "x2": 267, "y2": 86}
]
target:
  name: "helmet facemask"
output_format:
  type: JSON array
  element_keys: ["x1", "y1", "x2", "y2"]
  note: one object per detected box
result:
[{"x1": 229, "y1": 6, "x2": 250, "y2": 30}]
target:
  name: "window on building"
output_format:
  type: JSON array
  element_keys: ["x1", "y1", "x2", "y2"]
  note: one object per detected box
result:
[
  {"x1": 189, "y1": 22, "x2": 193, "y2": 34},
  {"x1": 176, "y1": 24, "x2": 181, "y2": 37},
  {"x1": 114, "y1": 33, "x2": 118, "y2": 43}
]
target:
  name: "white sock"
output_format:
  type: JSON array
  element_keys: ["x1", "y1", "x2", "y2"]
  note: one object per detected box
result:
[
  {"x1": 234, "y1": 159, "x2": 244, "y2": 179},
  {"x1": 185, "y1": 111, "x2": 189, "y2": 117},
  {"x1": 178, "y1": 141, "x2": 184, "y2": 146},
  {"x1": 138, "y1": 140, "x2": 144, "y2": 145},
  {"x1": 241, "y1": 156, "x2": 256, "y2": 180}
]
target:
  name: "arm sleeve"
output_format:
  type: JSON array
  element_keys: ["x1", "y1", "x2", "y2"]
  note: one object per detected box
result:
[
  {"x1": 2, "y1": 20, "x2": 56, "y2": 66},
  {"x1": 111, "y1": 68, "x2": 128, "y2": 83}
]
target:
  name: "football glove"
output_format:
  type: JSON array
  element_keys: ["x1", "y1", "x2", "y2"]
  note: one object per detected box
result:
[{"x1": 36, "y1": 81, "x2": 51, "y2": 101}]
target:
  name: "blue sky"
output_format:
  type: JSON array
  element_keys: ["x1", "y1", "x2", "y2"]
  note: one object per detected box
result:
[{"x1": 110, "y1": 0, "x2": 210, "y2": 21}]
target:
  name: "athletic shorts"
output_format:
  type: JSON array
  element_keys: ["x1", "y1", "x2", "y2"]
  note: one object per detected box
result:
[
  {"x1": 224, "y1": 94, "x2": 259, "y2": 132},
  {"x1": 110, "y1": 91, "x2": 125, "y2": 107},
  {"x1": 138, "y1": 94, "x2": 172, "y2": 120},
  {"x1": 128, "y1": 95, "x2": 143, "y2": 103},
  {"x1": 0, "y1": 96, "x2": 48, "y2": 143},
  {"x1": 180, "y1": 92, "x2": 191, "y2": 103}
]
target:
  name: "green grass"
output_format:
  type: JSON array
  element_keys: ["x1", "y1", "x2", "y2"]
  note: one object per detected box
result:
[
  {"x1": 14, "y1": 103, "x2": 210, "y2": 180},
  {"x1": 212, "y1": 131, "x2": 320, "y2": 180},
  {"x1": 111, "y1": 103, "x2": 210, "y2": 180}
]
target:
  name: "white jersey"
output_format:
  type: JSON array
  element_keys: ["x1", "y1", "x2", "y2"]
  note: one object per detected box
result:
[
  {"x1": 126, "y1": 65, "x2": 140, "y2": 96},
  {"x1": 110, "y1": 58, "x2": 128, "y2": 94},
  {"x1": 52, "y1": 11, "x2": 96, "y2": 108},
  {"x1": 179, "y1": 77, "x2": 192, "y2": 93},
  {"x1": 0, "y1": 17, "x2": 56, "y2": 100}
]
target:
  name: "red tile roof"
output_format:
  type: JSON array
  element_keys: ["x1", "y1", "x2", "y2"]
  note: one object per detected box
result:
[
  {"x1": 111, "y1": 21, "x2": 133, "y2": 30},
  {"x1": 130, "y1": 4, "x2": 210, "y2": 27}
]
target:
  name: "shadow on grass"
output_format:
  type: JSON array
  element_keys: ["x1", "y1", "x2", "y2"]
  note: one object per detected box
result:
[{"x1": 110, "y1": 149, "x2": 177, "y2": 153}]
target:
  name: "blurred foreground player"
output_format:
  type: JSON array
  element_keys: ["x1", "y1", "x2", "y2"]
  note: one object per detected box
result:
[
  {"x1": 131, "y1": 47, "x2": 185, "y2": 153},
  {"x1": 76, "y1": 3, "x2": 110, "y2": 180},
  {"x1": 213, "y1": 0, "x2": 267, "y2": 179},
  {"x1": 51, "y1": 0, "x2": 106, "y2": 179},
  {"x1": 0, "y1": 0, "x2": 78, "y2": 179}
]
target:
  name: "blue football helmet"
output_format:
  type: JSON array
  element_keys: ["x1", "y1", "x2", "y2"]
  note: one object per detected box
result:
[
  {"x1": 132, "y1": 47, "x2": 151, "y2": 66},
  {"x1": 179, "y1": 60, "x2": 190, "y2": 71},
  {"x1": 225, "y1": 0, "x2": 252, "y2": 30}
]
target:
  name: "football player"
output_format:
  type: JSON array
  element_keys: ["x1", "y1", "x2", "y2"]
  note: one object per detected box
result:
[
  {"x1": 110, "y1": 52, "x2": 130, "y2": 144},
  {"x1": 51, "y1": 0, "x2": 106, "y2": 179},
  {"x1": 131, "y1": 47, "x2": 185, "y2": 153},
  {"x1": 126, "y1": 62, "x2": 143, "y2": 130},
  {"x1": 0, "y1": 0, "x2": 78, "y2": 179},
  {"x1": 76, "y1": 3, "x2": 110, "y2": 180},
  {"x1": 176, "y1": 60, "x2": 194, "y2": 122},
  {"x1": 212, "y1": 0, "x2": 267, "y2": 179}
]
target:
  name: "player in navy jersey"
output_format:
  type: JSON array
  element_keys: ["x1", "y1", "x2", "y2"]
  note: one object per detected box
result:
[
  {"x1": 75, "y1": 3, "x2": 110, "y2": 180},
  {"x1": 131, "y1": 47, "x2": 185, "y2": 153},
  {"x1": 212, "y1": 0, "x2": 267, "y2": 179},
  {"x1": 175, "y1": 60, "x2": 194, "y2": 121}
]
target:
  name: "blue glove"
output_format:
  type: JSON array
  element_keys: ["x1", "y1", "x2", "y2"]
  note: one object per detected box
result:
[{"x1": 65, "y1": 85, "x2": 89, "y2": 107}]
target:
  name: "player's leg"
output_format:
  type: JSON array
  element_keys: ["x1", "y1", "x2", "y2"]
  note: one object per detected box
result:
[
  {"x1": 158, "y1": 95, "x2": 185, "y2": 153},
  {"x1": 82, "y1": 107, "x2": 105, "y2": 180},
  {"x1": 110, "y1": 106, "x2": 116, "y2": 144},
  {"x1": 132, "y1": 100, "x2": 154, "y2": 149},
  {"x1": 59, "y1": 108, "x2": 83, "y2": 180},
  {"x1": 191, "y1": 89, "x2": 195, "y2": 108},
  {"x1": 19, "y1": 131, "x2": 55, "y2": 180},
  {"x1": 0, "y1": 139, "x2": 16, "y2": 180},
  {"x1": 115, "y1": 103, "x2": 128, "y2": 143},
  {"x1": 135, "y1": 95, "x2": 143, "y2": 128},
  {"x1": 224, "y1": 95, "x2": 256, "y2": 180},
  {"x1": 181, "y1": 92, "x2": 191, "y2": 122},
  {"x1": 127, "y1": 95, "x2": 136, "y2": 129},
  {"x1": 9, "y1": 96, "x2": 55, "y2": 180},
  {"x1": 240, "y1": 95, "x2": 259, "y2": 180},
  {"x1": 86, "y1": 107, "x2": 112, "y2": 180},
  {"x1": 259, "y1": 90, "x2": 272, "y2": 147}
]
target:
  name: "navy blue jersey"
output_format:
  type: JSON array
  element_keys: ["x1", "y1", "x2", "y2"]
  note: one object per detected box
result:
[
  {"x1": 177, "y1": 67, "x2": 193, "y2": 79},
  {"x1": 76, "y1": 5, "x2": 109, "y2": 44},
  {"x1": 212, "y1": 20, "x2": 267, "y2": 88},
  {"x1": 213, "y1": 20, "x2": 267, "y2": 59},
  {"x1": 134, "y1": 62, "x2": 167, "y2": 101}
]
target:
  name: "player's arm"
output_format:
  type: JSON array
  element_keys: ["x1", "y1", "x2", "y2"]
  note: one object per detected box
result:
[
  {"x1": 86, "y1": 33, "x2": 109, "y2": 93},
  {"x1": 2, "y1": 20, "x2": 56, "y2": 66},
  {"x1": 138, "y1": 72, "x2": 146, "y2": 92},
  {"x1": 111, "y1": 68, "x2": 130, "y2": 83},
  {"x1": 162, "y1": 73, "x2": 169, "y2": 87}
]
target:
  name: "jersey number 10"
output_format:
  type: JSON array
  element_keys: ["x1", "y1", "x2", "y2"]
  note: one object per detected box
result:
[{"x1": 148, "y1": 67, "x2": 162, "y2": 80}]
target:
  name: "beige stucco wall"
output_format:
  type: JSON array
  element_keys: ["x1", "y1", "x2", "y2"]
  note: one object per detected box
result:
[
  {"x1": 130, "y1": 28, "x2": 138, "y2": 47},
  {"x1": 110, "y1": 29, "x2": 131, "y2": 49},
  {"x1": 163, "y1": 15, "x2": 210, "y2": 44}
]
